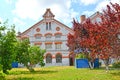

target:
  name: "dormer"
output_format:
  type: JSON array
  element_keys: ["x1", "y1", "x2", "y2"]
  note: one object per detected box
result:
[{"x1": 43, "y1": 8, "x2": 55, "y2": 20}]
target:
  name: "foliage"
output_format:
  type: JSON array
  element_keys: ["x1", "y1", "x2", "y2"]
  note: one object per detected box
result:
[
  {"x1": 67, "y1": 2, "x2": 120, "y2": 70},
  {"x1": 28, "y1": 45, "x2": 46, "y2": 71},
  {"x1": 76, "y1": 53, "x2": 86, "y2": 59},
  {"x1": 4, "y1": 67, "x2": 120, "y2": 80},
  {"x1": 0, "y1": 21, "x2": 17, "y2": 74},
  {"x1": 15, "y1": 39, "x2": 46, "y2": 72},
  {"x1": 15, "y1": 39, "x2": 30, "y2": 68},
  {"x1": 112, "y1": 61, "x2": 120, "y2": 68}
]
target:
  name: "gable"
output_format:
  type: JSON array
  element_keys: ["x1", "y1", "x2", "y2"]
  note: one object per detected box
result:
[
  {"x1": 53, "y1": 19, "x2": 73, "y2": 33},
  {"x1": 20, "y1": 20, "x2": 44, "y2": 36},
  {"x1": 89, "y1": 12, "x2": 102, "y2": 23},
  {"x1": 19, "y1": 19, "x2": 73, "y2": 37},
  {"x1": 43, "y1": 8, "x2": 55, "y2": 19},
  {"x1": 18, "y1": 8, "x2": 73, "y2": 37}
]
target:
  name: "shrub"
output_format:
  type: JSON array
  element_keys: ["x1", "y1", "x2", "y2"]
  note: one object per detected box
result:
[
  {"x1": 112, "y1": 61, "x2": 120, "y2": 68},
  {"x1": 76, "y1": 53, "x2": 86, "y2": 59}
]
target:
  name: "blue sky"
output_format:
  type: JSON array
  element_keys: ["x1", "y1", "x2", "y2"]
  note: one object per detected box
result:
[{"x1": 0, "y1": 0, "x2": 119, "y2": 33}]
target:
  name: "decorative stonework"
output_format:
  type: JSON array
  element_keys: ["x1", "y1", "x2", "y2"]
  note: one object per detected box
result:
[
  {"x1": 34, "y1": 33, "x2": 42, "y2": 37},
  {"x1": 44, "y1": 33, "x2": 52, "y2": 36},
  {"x1": 54, "y1": 32, "x2": 62, "y2": 36},
  {"x1": 34, "y1": 42, "x2": 42, "y2": 45},
  {"x1": 36, "y1": 28, "x2": 40, "y2": 32},
  {"x1": 56, "y1": 27, "x2": 60, "y2": 31}
]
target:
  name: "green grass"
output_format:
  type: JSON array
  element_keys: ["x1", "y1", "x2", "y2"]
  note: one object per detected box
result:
[{"x1": 1, "y1": 66, "x2": 120, "y2": 80}]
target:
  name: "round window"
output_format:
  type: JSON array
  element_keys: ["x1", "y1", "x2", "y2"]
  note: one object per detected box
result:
[
  {"x1": 56, "y1": 27, "x2": 60, "y2": 31},
  {"x1": 36, "y1": 28, "x2": 40, "y2": 32}
]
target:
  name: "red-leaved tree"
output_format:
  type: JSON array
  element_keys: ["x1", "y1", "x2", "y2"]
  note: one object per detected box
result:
[{"x1": 67, "y1": 2, "x2": 120, "y2": 70}]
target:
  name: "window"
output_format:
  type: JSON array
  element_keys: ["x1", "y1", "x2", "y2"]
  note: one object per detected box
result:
[
  {"x1": 46, "y1": 34, "x2": 52, "y2": 39},
  {"x1": 54, "y1": 33, "x2": 62, "y2": 39},
  {"x1": 46, "y1": 54, "x2": 52, "y2": 63},
  {"x1": 46, "y1": 22, "x2": 51, "y2": 30},
  {"x1": 46, "y1": 22, "x2": 48, "y2": 30},
  {"x1": 36, "y1": 28, "x2": 40, "y2": 32},
  {"x1": 49, "y1": 22, "x2": 51, "y2": 30},
  {"x1": 96, "y1": 17, "x2": 101, "y2": 22},
  {"x1": 34, "y1": 34, "x2": 42, "y2": 39},
  {"x1": 35, "y1": 35, "x2": 41, "y2": 39},
  {"x1": 45, "y1": 44, "x2": 52, "y2": 49},
  {"x1": 55, "y1": 34, "x2": 61, "y2": 38},
  {"x1": 56, "y1": 54, "x2": 62, "y2": 63},
  {"x1": 56, "y1": 27, "x2": 60, "y2": 31},
  {"x1": 55, "y1": 44, "x2": 61, "y2": 49}
]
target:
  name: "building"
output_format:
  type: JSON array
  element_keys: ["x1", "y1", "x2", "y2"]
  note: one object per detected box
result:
[
  {"x1": 80, "y1": 11, "x2": 102, "y2": 23},
  {"x1": 17, "y1": 8, "x2": 103, "y2": 67},
  {"x1": 17, "y1": 8, "x2": 74, "y2": 66}
]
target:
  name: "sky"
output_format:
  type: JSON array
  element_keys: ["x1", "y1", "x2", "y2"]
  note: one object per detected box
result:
[{"x1": 0, "y1": 0, "x2": 120, "y2": 33}]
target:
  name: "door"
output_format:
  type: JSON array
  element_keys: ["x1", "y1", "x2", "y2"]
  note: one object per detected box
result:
[{"x1": 69, "y1": 54, "x2": 74, "y2": 66}]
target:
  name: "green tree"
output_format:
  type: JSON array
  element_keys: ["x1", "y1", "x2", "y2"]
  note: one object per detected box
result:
[
  {"x1": 15, "y1": 39, "x2": 30, "y2": 69},
  {"x1": 0, "y1": 21, "x2": 17, "y2": 73},
  {"x1": 28, "y1": 46, "x2": 45, "y2": 71},
  {"x1": 16, "y1": 39, "x2": 45, "y2": 72}
]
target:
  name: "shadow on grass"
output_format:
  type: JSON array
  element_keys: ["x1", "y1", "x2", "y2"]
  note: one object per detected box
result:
[
  {"x1": 9, "y1": 70, "x2": 58, "y2": 75},
  {"x1": 14, "y1": 77, "x2": 46, "y2": 80},
  {"x1": 111, "y1": 72, "x2": 120, "y2": 76},
  {"x1": 15, "y1": 77, "x2": 33, "y2": 80},
  {"x1": 0, "y1": 76, "x2": 5, "y2": 80},
  {"x1": 93, "y1": 67, "x2": 120, "y2": 70}
]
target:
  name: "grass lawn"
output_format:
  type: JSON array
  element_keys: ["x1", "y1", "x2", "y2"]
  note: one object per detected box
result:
[{"x1": 1, "y1": 66, "x2": 120, "y2": 80}]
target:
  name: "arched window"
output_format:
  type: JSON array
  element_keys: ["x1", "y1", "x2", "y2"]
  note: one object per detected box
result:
[
  {"x1": 55, "y1": 34, "x2": 61, "y2": 38},
  {"x1": 54, "y1": 32, "x2": 62, "y2": 39},
  {"x1": 46, "y1": 54, "x2": 52, "y2": 63},
  {"x1": 56, "y1": 54, "x2": 62, "y2": 63},
  {"x1": 45, "y1": 33, "x2": 52, "y2": 40},
  {"x1": 34, "y1": 34, "x2": 42, "y2": 39},
  {"x1": 46, "y1": 34, "x2": 52, "y2": 38}
]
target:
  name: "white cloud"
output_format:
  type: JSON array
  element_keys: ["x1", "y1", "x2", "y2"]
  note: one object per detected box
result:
[
  {"x1": 0, "y1": 17, "x2": 2, "y2": 23},
  {"x1": 13, "y1": 0, "x2": 42, "y2": 20},
  {"x1": 12, "y1": 0, "x2": 79, "y2": 26},
  {"x1": 13, "y1": 17, "x2": 26, "y2": 32},
  {"x1": 95, "y1": 0, "x2": 120, "y2": 12},
  {"x1": 82, "y1": 11, "x2": 95, "y2": 17},
  {"x1": 13, "y1": 17, "x2": 25, "y2": 25},
  {"x1": 80, "y1": 0, "x2": 99, "y2": 5},
  {"x1": 79, "y1": 0, "x2": 120, "y2": 6},
  {"x1": 110, "y1": 0, "x2": 120, "y2": 4},
  {"x1": 81, "y1": 0, "x2": 120, "y2": 18}
]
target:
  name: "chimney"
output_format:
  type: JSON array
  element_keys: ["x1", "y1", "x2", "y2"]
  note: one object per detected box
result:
[{"x1": 80, "y1": 15, "x2": 86, "y2": 23}]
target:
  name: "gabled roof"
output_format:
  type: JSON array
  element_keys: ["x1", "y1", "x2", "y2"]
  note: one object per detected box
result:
[
  {"x1": 19, "y1": 8, "x2": 73, "y2": 36},
  {"x1": 53, "y1": 19, "x2": 73, "y2": 33},
  {"x1": 89, "y1": 11, "x2": 102, "y2": 20},
  {"x1": 20, "y1": 18, "x2": 73, "y2": 36},
  {"x1": 43, "y1": 8, "x2": 55, "y2": 18},
  {"x1": 20, "y1": 20, "x2": 43, "y2": 36},
  {"x1": 81, "y1": 11, "x2": 102, "y2": 24}
]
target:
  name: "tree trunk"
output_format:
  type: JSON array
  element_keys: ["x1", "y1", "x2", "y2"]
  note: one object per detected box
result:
[
  {"x1": 103, "y1": 59, "x2": 109, "y2": 72},
  {"x1": 88, "y1": 61, "x2": 94, "y2": 69},
  {"x1": 26, "y1": 63, "x2": 34, "y2": 72}
]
